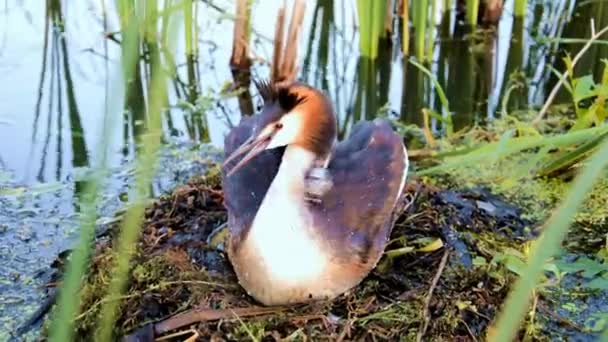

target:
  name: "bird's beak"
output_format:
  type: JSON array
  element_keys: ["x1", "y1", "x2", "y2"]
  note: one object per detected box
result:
[{"x1": 222, "y1": 128, "x2": 277, "y2": 177}]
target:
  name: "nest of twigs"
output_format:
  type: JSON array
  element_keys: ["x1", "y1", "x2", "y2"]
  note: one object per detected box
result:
[{"x1": 51, "y1": 166, "x2": 536, "y2": 341}]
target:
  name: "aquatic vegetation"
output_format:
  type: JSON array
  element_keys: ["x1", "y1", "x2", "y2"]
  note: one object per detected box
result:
[
  {"x1": 356, "y1": 0, "x2": 387, "y2": 59},
  {"x1": 466, "y1": 0, "x2": 480, "y2": 27},
  {"x1": 564, "y1": 58, "x2": 608, "y2": 131},
  {"x1": 515, "y1": 0, "x2": 528, "y2": 17}
]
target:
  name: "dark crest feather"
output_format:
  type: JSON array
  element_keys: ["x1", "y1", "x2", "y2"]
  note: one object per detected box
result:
[
  {"x1": 253, "y1": 79, "x2": 306, "y2": 112},
  {"x1": 253, "y1": 79, "x2": 276, "y2": 102}
]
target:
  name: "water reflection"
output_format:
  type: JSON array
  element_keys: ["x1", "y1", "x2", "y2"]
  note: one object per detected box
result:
[
  {"x1": 0, "y1": 0, "x2": 599, "y2": 186},
  {"x1": 29, "y1": 0, "x2": 89, "y2": 184}
]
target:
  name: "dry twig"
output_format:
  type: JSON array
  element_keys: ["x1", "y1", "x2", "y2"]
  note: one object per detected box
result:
[
  {"x1": 153, "y1": 306, "x2": 287, "y2": 336},
  {"x1": 416, "y1": 249, "x2": 449, "y2": 342}
]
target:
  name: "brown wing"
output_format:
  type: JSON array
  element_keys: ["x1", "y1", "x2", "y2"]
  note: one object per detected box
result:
[
  {"x1": 311, "y1": 119, "x2": 408, "y2": 265},
  {"x1": 221, "y1": 113, "x2": 285, "y2": 244}
]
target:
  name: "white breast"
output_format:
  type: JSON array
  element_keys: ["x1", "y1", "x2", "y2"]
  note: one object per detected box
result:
[
  {"x1": 236, "y1": 146, "x2": 334, "y2": 304},
  {"x1": 247, "y1": 183, "x2": 328, "y2": 284}
]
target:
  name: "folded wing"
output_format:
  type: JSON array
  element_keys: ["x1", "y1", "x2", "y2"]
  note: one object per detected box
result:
[{"x1": 311, "y1": 119, "x2": 409, "y2": 265}]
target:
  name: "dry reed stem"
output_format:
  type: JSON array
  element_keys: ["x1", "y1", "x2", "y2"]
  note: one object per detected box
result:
[
  {"x1": 271, "y1": 3, "x2": 286, "y2": 82},
  {"x1": 272, "y1": 0, "x2": 306, "y2": 83},
  {"x1": 153, "y1": 306, "x2": 287, "y2": 336},
  {"x1": 230, "y1": 0, "x2": 251, "y2": 68}
]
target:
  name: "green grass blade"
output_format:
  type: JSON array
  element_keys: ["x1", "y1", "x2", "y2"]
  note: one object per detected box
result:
[
  {"x1": 537, "y1": 131, "x2": 608, "y2": 177},
  {"x1": 491, "y1": 129, "x2": 516, "y2": 165},
  {"x1": 418, "y1": 126, "x2": 608, "y2": 175},
  {"x1": 408, "y1": 58, "x2": 453, "y2": 135},
  {"x1": 47, "y1": 2, "x2": 141, "y2": 341},
  {"x1": 490, "y1": 126, "x2": 608, "y2": 342},
  {"x1": 47, "y1": 166, "x2": 106, "y2": 342},
  {"x1": 93, "y1": 2, "x2": 180, "y2": 341}
]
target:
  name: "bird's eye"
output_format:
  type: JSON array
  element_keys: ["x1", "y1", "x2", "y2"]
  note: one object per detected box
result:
[{"x1": 275, "y1": 123, "x2": 283, "y2": 129}]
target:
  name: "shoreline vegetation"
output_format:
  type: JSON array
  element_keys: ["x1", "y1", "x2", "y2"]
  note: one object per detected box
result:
[{"x1": 31, "y1": 134, "x2": 608, "y2": 340}]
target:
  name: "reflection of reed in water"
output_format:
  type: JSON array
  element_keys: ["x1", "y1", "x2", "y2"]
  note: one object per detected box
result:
[
  {"x1": 302, "y1": 0, "x2": 360, "y2": 138},
  {"x1": 30, "y1": 0, "x2": 89, "y2": 185}
]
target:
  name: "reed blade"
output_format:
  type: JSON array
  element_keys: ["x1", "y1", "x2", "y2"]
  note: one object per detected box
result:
[
  {"x1": 514, "y1": 0, "x2": 527, "y2": 17},
  {"x1": 466, "y1": 0, "x2": 479, "y2": 27},
  {"x1": 401, "y1": 0, "x2": 410, "y2": 55},
  {"x1": 412, "y1": 0, "x2": 428, "y2": 61}
]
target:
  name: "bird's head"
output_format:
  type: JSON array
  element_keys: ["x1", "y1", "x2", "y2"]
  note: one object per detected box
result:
[{"x1": 223, "y1": 81, "x2": 337, "y2": 176}]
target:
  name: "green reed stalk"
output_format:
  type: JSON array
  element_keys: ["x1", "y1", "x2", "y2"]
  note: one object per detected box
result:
[
  {"x1": 46, "y1": 1, "x2": 142, "y2": 341},
  {"x1": 184, "y1": 0, "x2": 193, "y2": 55},
  {"x1": 356, "y1": 0, "x2": 386, "y2": 59},
  {"x1": 426, "y1": 0, "x2": 436, "y2": 61},
  {"x1": 94, "y1": 1, "x2": 179, "y2": 340},
  {"x1": 412, "y1": 0, "x2": 428, "y2": 61},
  {"x1": 356, "y1": 0, "x2": 371, "y2": 57},
  {"x1": 490, "y1": 138, "x2": 608, "y2": 342},
  {"x1": 466, "y1": 0, "x2": 479, "y2": 27},
  {"x1": 402, "y1": 0, "x2": 410, "y2": 55},
  {"x1": 514, "y1": 0, "x2": 527, "y2": 17},
  {"x1": 371, "y1": 0, "x2": 387, "y2": 58},
  {"x1": 442, "y1": 0, "x2": 451, "y2": 14},
  {"x1": 409, "y1": 58, "x2": 451, "y2": 130}
]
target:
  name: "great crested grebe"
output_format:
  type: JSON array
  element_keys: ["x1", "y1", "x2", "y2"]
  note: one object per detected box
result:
[{"x1": 221, "y1": 80, "x2": 409, "y2": 306}]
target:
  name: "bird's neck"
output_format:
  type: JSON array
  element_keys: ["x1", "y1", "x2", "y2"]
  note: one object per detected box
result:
[{"x1": 272, "y1": 145, "x2": 318, "y2": 194}]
